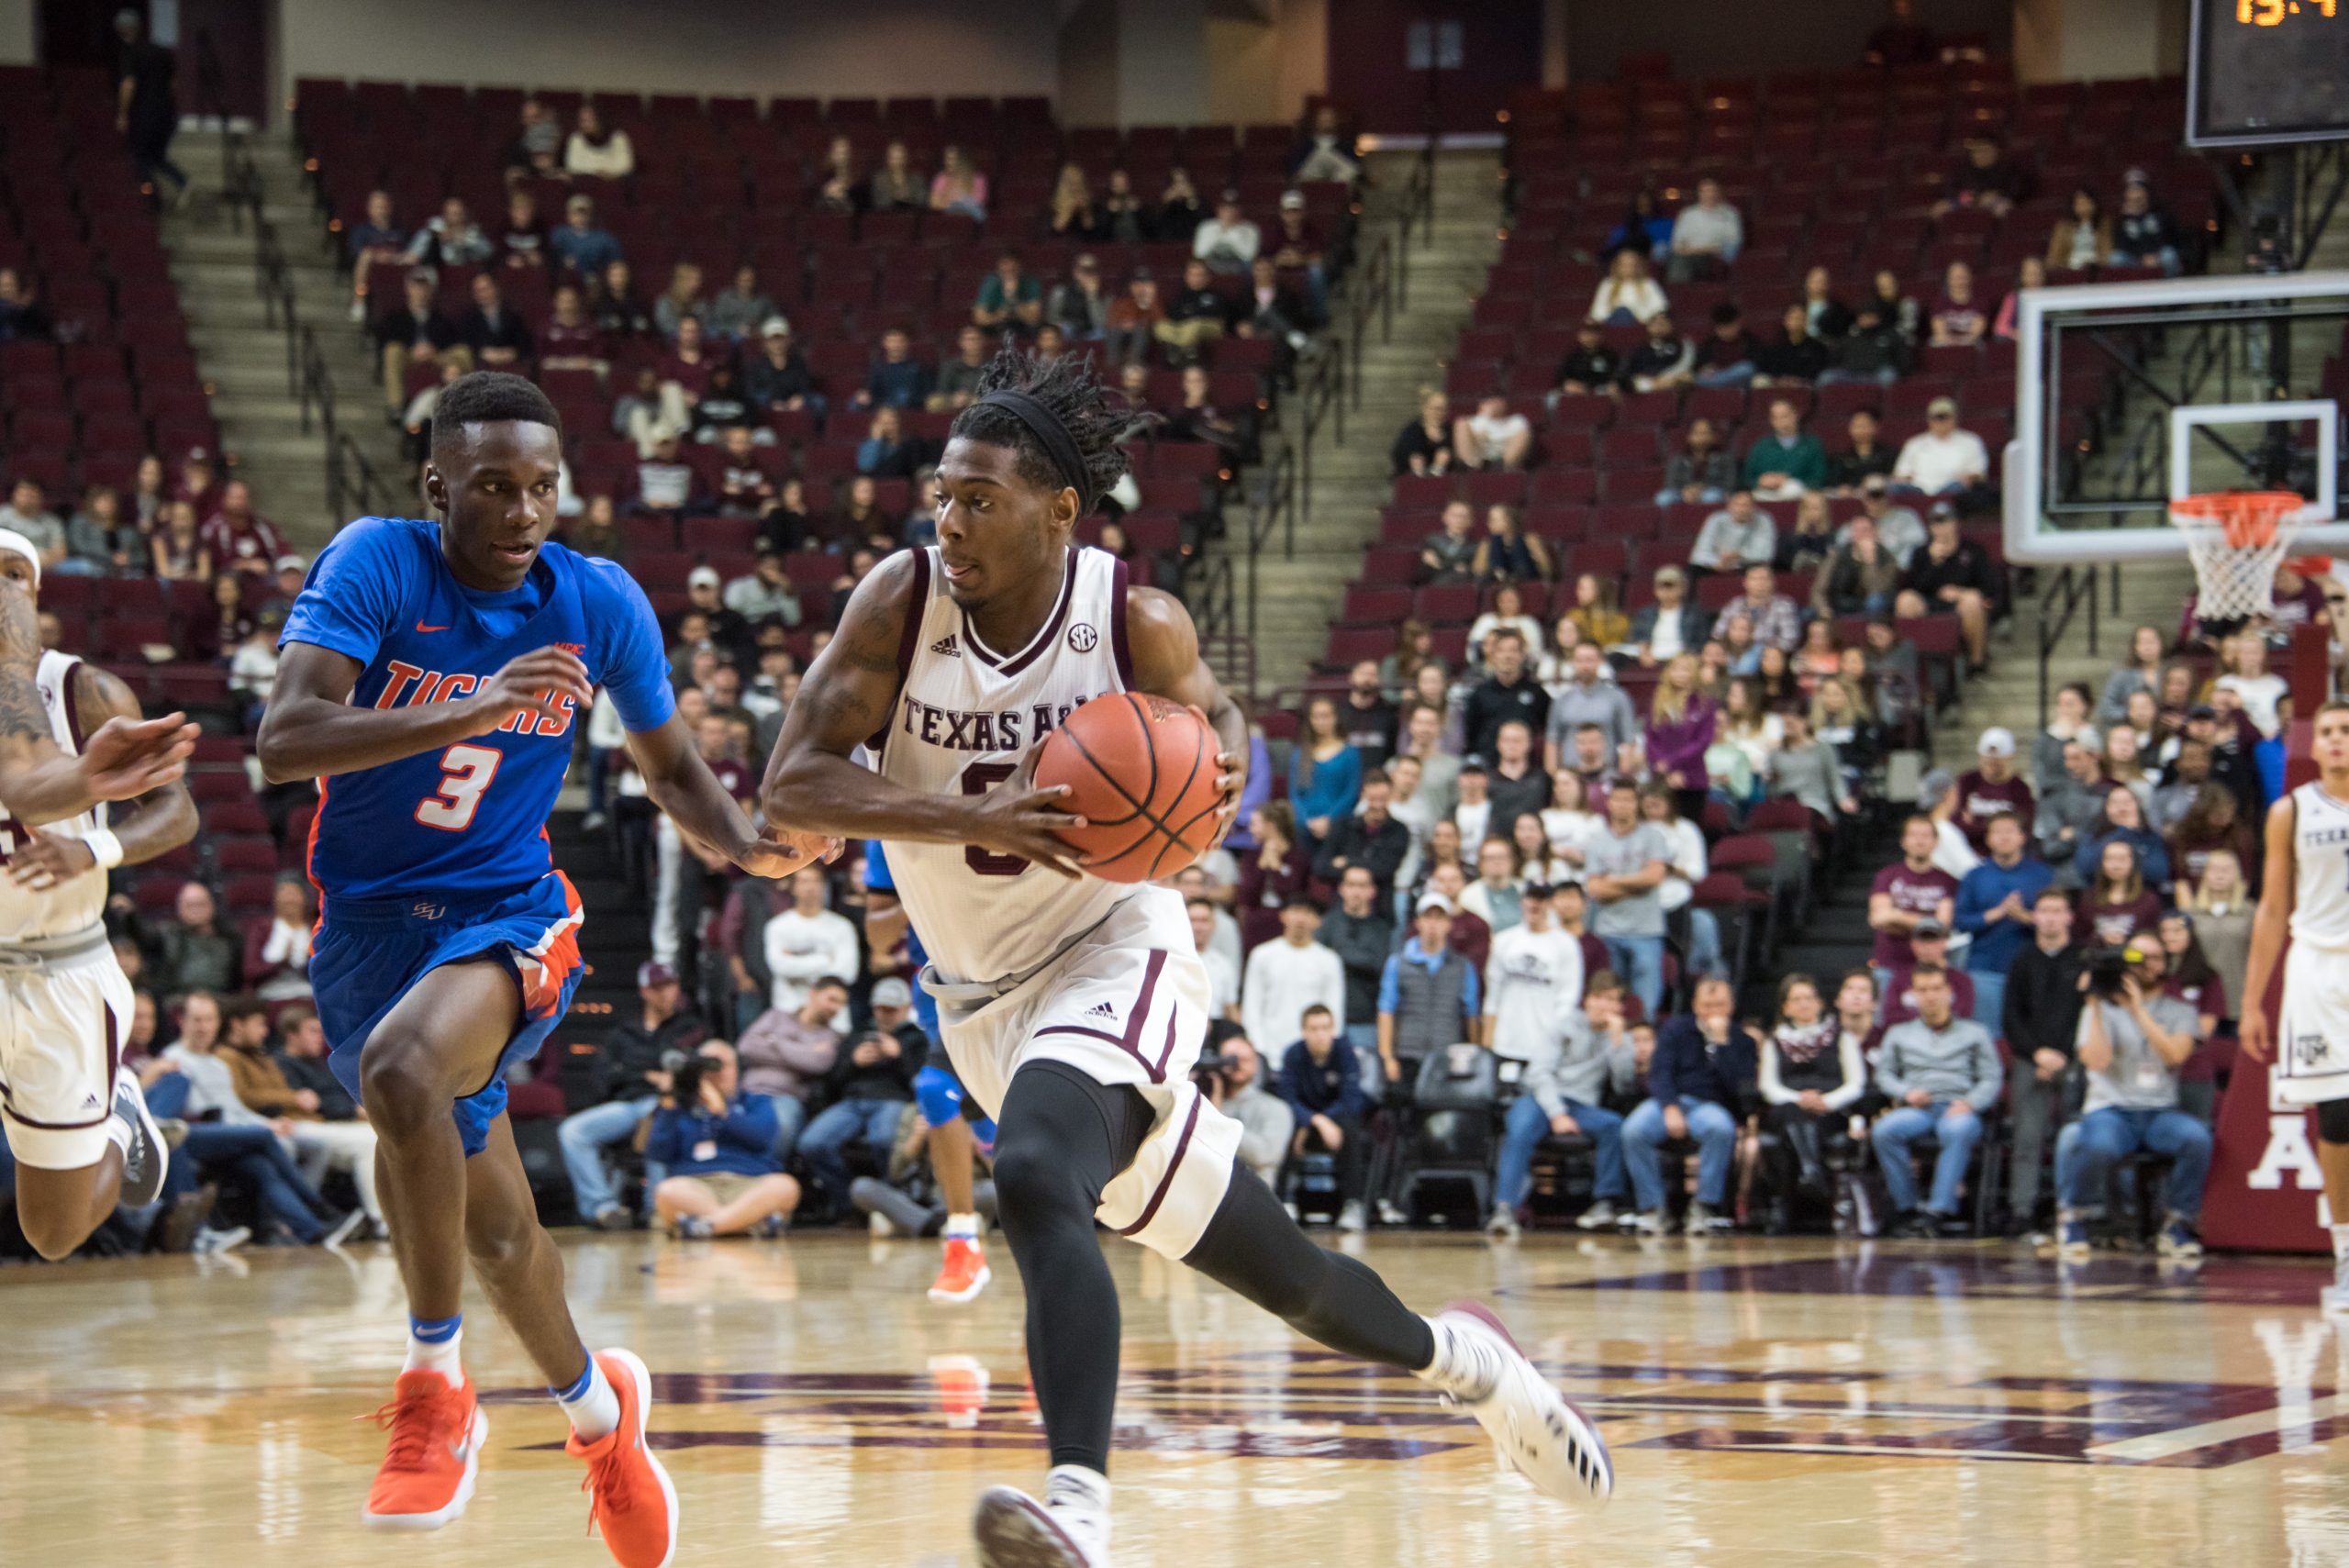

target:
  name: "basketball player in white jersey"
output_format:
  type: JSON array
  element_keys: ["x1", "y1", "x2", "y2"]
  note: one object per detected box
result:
[
  {"x1": 764, "y1": 351, "x2": 1612, "y2": 1568},
  {"x1": 2242, "y1": 697, "x2": 2349, "y2": 1314},
  {"x1": 0, "y1": 529, "x2": 198, "y2": 1259}
]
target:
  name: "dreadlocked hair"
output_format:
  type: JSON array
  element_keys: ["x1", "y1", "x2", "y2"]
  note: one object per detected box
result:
[
  {"x1": 430, "y1": 370, "x2": 562, "y2": 459},
  {"x1": 948, "y1": 346, "x2": 1138, "y2": 508}
]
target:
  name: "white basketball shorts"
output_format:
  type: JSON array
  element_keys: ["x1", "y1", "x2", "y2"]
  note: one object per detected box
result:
[
  {"x1": 926, "y1": 889, "x2": 1241, "y2": 1259},
  {"x1": 2276, "y1": 943, "x2": 2349, "y2": 1106},
  {"x1": 0, "y1": 946, "x2": 133, "y2": 1169}
]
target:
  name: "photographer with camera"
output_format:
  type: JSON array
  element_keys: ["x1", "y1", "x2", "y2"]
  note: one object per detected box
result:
[
  {"x1": 1195, "y1": 1031, "x2": 1293, "y2": 1187},
  {"x1": 1278, "y1": 1004, "x2": 1372, "y2": 1232},
  {"x1": 646, "y1": 1040, "x2": 802, "y2": 1240},
  {"x1": 2051, "y1": 941, "x2": 2209, "y2": 1261}
]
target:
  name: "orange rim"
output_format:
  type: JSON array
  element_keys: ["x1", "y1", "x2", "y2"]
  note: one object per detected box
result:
[{"x1": 2172, "y1": 490, "x2": 2308, "y2": 550}]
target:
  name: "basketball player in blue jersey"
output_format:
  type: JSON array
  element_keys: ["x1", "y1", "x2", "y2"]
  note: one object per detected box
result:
[
  {"x1": 258, "y1": 373, "x2": 829, "y2": 1565},
  {"x1": 765, "y1": 350, "x2": 1611, "y2": 1568},
  {"x1": 864, "y1": 840, "x2": 996, "y2": 1301}
]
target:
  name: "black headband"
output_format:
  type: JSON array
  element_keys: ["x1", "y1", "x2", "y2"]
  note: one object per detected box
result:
[{"x1": 974, "y1": 388, "x2": 1094, "y2": 515}]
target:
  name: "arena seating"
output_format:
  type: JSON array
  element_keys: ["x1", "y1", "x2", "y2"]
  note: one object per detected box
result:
[{"x1": 0, "y1": 62, "x2": 217, "y2": 495}]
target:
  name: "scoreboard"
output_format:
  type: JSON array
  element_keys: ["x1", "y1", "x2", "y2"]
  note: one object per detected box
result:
[{"x1": 2188, "y1": 0, "x2": 2349, "y2": 147}]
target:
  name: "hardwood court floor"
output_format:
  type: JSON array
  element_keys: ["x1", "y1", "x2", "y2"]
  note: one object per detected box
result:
[{"x1": 2, "y1": 1230, "x2": 2345, "y2": 1567}]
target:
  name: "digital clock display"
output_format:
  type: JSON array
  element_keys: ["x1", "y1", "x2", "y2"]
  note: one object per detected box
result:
[{"x1": 2189, "y1": 0, "x2": 2349, "y2": 146}]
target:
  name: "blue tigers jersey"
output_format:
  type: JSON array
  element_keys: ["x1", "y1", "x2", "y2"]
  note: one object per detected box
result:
[{"x1": 281, "y1": 517, "x2": 675, "y2": 904}]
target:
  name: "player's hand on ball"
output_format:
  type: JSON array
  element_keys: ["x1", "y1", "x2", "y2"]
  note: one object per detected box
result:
[
  {"x1": 6, "y1": 830, "x2": 95, "y2": 888},
  {"x1": 971, "y1": 750, "x2": 1087, "y2": 879},
  {"x1": 739, "y1": 826, "x2": 841, "y2": 880},
  {"x1": 78, "y1": 712, "x2": 198, "y2": 801},
  {"x1": 468, "y1": 648, "x2": 593, "y2": 735}
]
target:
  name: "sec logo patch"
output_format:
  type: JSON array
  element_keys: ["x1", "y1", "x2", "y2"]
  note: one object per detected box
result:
[{"x1": 1067, "y1": 623, "x2": 1099, "y2": 652}]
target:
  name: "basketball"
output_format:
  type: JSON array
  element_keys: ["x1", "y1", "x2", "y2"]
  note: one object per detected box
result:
[{"x1": 1032, "y1": 693, "x2": 1224, "y2": 883}]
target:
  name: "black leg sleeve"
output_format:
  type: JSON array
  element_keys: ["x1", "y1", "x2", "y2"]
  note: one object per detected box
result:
[
  {"x1": 2319, "y1": 1098, "x2": 2349, "y2": 1146},
  {"x1": 991, "y1": 1061, "x2": 1155, "y2": 1474},
  {"x1": 1183, "y1": 1157, "x2": 1436, "y2": 1372}
]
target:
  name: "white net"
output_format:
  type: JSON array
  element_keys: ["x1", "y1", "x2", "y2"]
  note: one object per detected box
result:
[{"x1": 2168, "y1": 499, "x2": 2313, "y2": 625}]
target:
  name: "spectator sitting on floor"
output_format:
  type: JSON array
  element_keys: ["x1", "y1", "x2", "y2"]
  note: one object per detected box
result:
[
  {"x1": 1869, "y1": 965, "x2": 2001, "y2": 1237},
  {"x1": 1691, "y1": 490, "x2": 1776, "y2": 574},
  {"x1": 1279, "y1": 1004, "x2": 1371, "y2": 1231},
  {"x1": 1623, "y1": 311, "x2": 1694, "y2": 393},
  {"x1": 1624, "y1": 975, "x2": 1755, "y2": 1235},
  {"x1": 1489, "y1": 970, "x2": 1636, "y2": 1238},
  {"x1": 1742, "y1": 397, "x2": 1827, "y2": 499},
  {"x1": 560, "y1": 961, "x2": 707, "y2": 1229},
  {"x1": 649, "y1": 1040, "x2": 799, "y2": 1239},
  {"x1": 1453, "y1": 393, "x2": 1531, "y2": 471},
  {"x1": 1555, "y1": 321, "x2": 1626, "y2": 396}
]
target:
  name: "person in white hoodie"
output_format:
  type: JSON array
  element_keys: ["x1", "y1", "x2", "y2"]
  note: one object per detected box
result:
[
  {"x1": 1483, "y1": 883, "x2": 1586, "y2": 1065},
  {"x1": 1241, "y1": 895, "x2": 1347, "y2": 1055}
]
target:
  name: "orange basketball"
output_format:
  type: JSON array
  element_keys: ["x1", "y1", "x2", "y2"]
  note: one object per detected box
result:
[{"x1": 1033, "y1": 693, "x2": 1224, "y2": 883}]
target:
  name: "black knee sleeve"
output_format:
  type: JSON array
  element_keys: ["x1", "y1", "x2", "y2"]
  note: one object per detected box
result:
[{"x1": 2319, "y1": 1098, "x2": 2349, "y2": 1146}]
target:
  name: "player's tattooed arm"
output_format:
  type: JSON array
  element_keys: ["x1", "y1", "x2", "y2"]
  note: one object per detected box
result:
[
  {"x1": 1125, "y1": 585, "x2": 1248, "y2": 843},
  {"x1": 257, "y1": 640, "x2": 592, "y2": 784},
  {"x1": 0, "y1": 584, "x2": 197, "y2": 826},
  {"x1": 5, "y1": 664, "x2": 198, "y2": 889},
  {"x1": 760, "y1": 551, "x2": 1085, "y2": 873}
]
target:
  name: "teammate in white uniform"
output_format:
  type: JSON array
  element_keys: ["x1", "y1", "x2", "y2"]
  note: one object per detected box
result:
[
  {"x1": 2242, "y1": 697, "x2": 2349, "y2": 1313},
  {"x1": 0, "y1": 530, "x2": 198, "y2": 1258},
  {"x1": 764, "y1": 351, "x2": 1612, "y2": 1568}
]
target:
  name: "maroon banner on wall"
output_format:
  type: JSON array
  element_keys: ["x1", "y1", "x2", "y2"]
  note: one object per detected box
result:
[{"x1": 2203, "y1": 1028, "x2": 2332, "y2": 1254}]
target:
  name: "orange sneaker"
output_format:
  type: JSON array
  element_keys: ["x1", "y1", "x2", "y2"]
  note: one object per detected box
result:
[
  {"x1": 565, "y1": 1348, "x2": 679, "y2": 1568},
  {"x1": 362, "y1": 1371, "x2": 486, "y2": 1530},
  {"x1": 928, "y1": 1237, "x2": 992, "y2": 1304}
]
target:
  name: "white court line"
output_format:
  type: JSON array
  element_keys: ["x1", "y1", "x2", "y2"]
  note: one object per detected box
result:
[{"x1": 2083, "y1": 1395, "x2": 2346, "y2": 1463}]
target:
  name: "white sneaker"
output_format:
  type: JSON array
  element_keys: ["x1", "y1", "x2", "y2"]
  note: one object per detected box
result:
[
  {"x1": 1574, "y1": 1200, "x2": 1620, "y2": 1231},
  {"x1": 1425, "y1": 1301, "x2": 1613, "y2": 1505},
  {"x1": 1338, "y1": 1200, "x2": 1367, "y2": 1233},
  {"x1": 1485, "y1": 1206, "x2": 1520, "y2": 1240},
  {"x1": 973, "y1": 1474, "x2": 1110, "y2": 1568},
  {"x1": 1376, "y1": 1199, "x2": 1408, "y2": 1226},
  {"x1": 869, "y1": 1209, "x2": 898, "y2": 1238}
]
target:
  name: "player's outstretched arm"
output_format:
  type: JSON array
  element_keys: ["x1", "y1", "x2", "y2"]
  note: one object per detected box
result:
[
  {"x1": 622, "y1": 710, "x2": 837, "y2": 879},
  {"x1": 759, "y1": 551, "x2": 1087, "y2": 875},
  {"x1": 2239, "y1": 794, "x2": 2297, "y2": 1062},
  {"x1": 0, "y1": 584, "x2": 195, "y2": 825},
  {"x1": 5, "y1": 664, "x2": 197, "y2": 889},
  {"x1": 1123, "y1": 585, "x2": 1248, "y2": 847},
  {"x1": 257, "y1": 641, "x2": 592, "y2": 784}
]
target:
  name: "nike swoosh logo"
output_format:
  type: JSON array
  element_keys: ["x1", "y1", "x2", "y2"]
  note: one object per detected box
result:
[{"x1": 415, "y1": 623, "x2": 451, "y2": 633}]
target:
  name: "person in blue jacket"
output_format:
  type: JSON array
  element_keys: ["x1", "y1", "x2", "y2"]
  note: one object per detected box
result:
[
  {"x1": 1278, "y1": 1004, "x2": 1372, "y2": 1230},
  {"x1": 1953, "y1": 813, "x2": 2054, "y2": 1029},
  {"x1": 1288, "y1": 695, "x2": 1363, "y2": 842},
  {"x1": 646, "y1": 1040, "x2": 802, "y2": 1239},
  {"x1": 2071, "y1": 789, "x2": 2172, "y2": 891},
  {"x1": 1621, "y1": 974, "x2": 1757, "y2": 1236}
]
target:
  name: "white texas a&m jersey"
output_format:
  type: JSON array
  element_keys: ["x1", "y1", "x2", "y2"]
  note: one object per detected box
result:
[
  {"x1": 2290, "y1": 782, "x2": 2349, "y2": 952},
  {"x1": 874, "y1": 544, "x2": 1183, "y2": 986},
  {"x1": 0, "y1": 651, "x2": 107, "y2": 940}
]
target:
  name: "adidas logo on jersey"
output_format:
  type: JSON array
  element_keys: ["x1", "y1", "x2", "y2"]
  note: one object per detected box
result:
[
  {"x1": 1084, "y1": 1001, "x2": 1118, "y2": 1020},
  {"x1": 929, "y1": 634, "x2": 960, "y2": 658}
]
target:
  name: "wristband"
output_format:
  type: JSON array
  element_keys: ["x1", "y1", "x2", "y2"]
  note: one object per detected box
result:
[{"x1": 81, "y1": 828, "x2": 123, "y2": 870}]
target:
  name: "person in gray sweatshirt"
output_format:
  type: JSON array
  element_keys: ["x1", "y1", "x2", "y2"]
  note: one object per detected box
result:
[
  {"x1": 1767, "y1": 709, "x2": 1855, "y2": 819},
  {"x1": 1868, "y1": 965, "x2": 2002, "y2": 1235},
  {"x1": 1488, "y1": 973, "x2": 1640, "y2": 1238}
]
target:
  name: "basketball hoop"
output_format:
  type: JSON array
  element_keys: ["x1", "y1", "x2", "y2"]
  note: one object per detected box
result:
[{"x1": 2168, "y1": 491, "x2": 2324, "y2": 628}]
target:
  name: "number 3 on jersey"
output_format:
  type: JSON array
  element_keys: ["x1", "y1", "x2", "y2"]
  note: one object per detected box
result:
[{"x1": 416, "y1": 743, "x2": 502, "y2": 831}]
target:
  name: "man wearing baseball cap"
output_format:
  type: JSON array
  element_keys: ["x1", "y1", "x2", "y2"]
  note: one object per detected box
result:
[
  {"x1": 1891, "y1": 395, "x2": 1989, "y2": 504},
  {"x1": 556, "y1": 961, "x2": 707, "y2": 1229},
  {"x1": 1376, "y1": 893, "x2": 1480, "y2": 1099},
  {"x1": 1193, "y1": 188, "x2": 1261, "y2": 275},
  {"x1": 1954, "y1": 726, "x2": 2035, "y2": 853}
]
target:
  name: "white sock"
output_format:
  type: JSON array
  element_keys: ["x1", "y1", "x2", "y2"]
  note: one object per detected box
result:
[
  {"x1": 1415, "y1": 1313, "x2": 1502, "y2": 1401},
  {"x1": 554, "y1": 1355, "x2": 622, "y2": 1443},
  {"x1": 103, "y1": 1114, "x2": 134, "y2": 1159},
  {"x1": 2332, "y1": 1223, "x2": 2349, "y2": 1262},
  {"x1": 944, "y1": 1212, "x2": 981, "y2": 1241},
  {"x1": 1044, "y1": 1463, "x2": 1111, "y2": 1531},
  {"x1": 403, "y1": 1324, "x2": 464, "y2": 1389}
]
